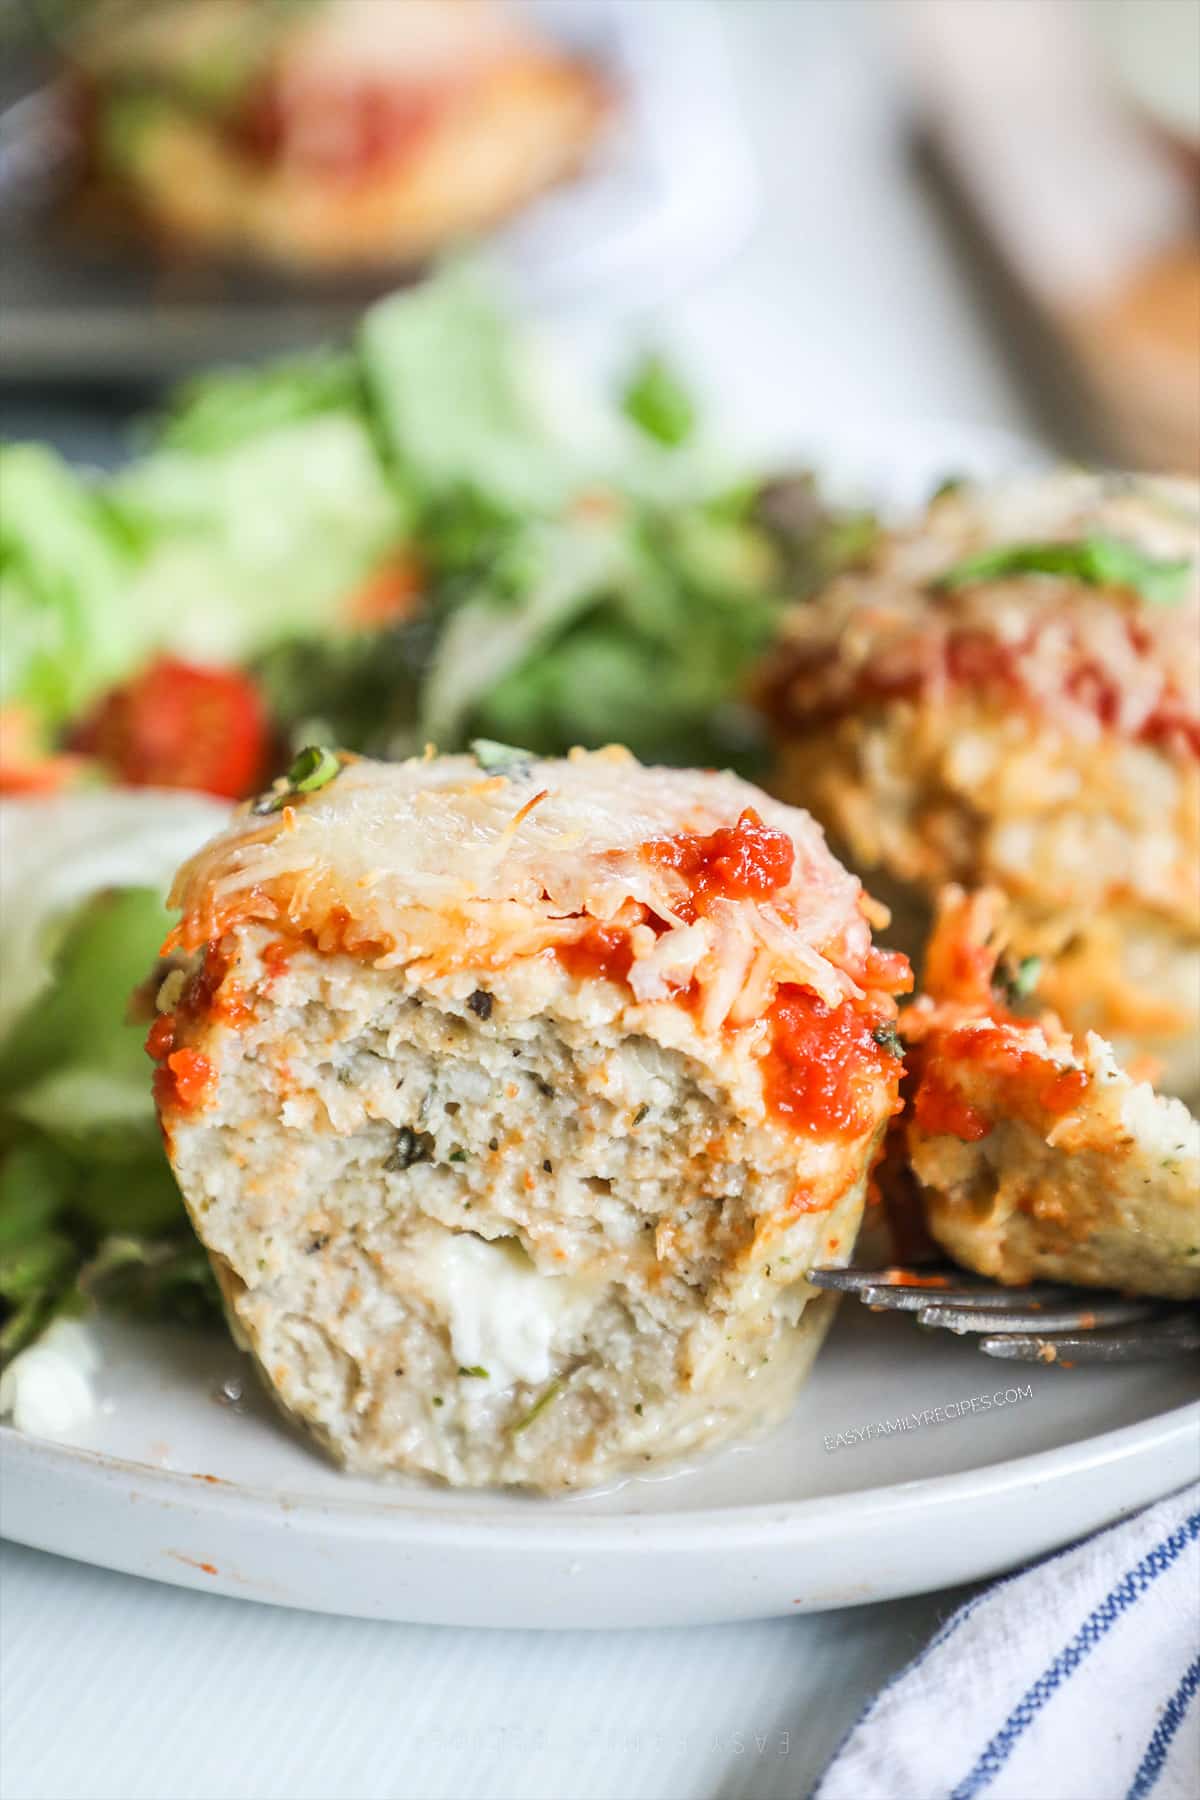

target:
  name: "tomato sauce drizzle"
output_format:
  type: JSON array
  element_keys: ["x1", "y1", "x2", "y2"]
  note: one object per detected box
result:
[
  {"x1": 556, "y1": 924, "x2": 636, "y2": 986},
  {"x1": 761, "y1": 984, "x2": 900, "y2": 1139},
  {"x1": 145, "y1": 938, "x2": 263, "y2": 1114},
  {"x1": 145, "y1": 1013, "x2": 214, "y2": 1114},
  {"x1": 913, "y1": 1070, "x2": 991, "y2": 1142},
  {"x1": 914, "y1": 1023, "x2": 1088, "y2": 1143},
  {"x1": 644, "y1": 808, "x2": 796, "y2": 922},
  {"x1": 555, "y1": 811, "x2": 798, "y2": 984}
]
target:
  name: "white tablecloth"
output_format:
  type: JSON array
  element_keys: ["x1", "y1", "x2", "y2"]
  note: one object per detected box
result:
[
  {"x1": 2, "y1": 1542, "x2": 984, "y2": 1800},
  {"x1": 0, "y1": 7, "x2": 1068, "y2": 1798}
]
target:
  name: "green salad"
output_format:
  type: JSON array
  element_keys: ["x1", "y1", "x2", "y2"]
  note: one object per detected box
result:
[{"x1": 0, "y1": 269, "x2": 875, "y2": 1369}]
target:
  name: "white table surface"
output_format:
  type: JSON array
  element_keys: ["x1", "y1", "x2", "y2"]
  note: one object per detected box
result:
[{"x1": 0, "y1": 6, "x2": 1069, "y2": 1798}]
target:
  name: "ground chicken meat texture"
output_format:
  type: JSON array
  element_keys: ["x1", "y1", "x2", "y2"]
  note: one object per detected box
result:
[
  {"x1": 759, "y1": 470, "x2": 1200, "y2": 1099},
  {"x1": 901, "y1": 888, "x2": 1200, "y2": 1301},
  {"x1": 151, "y1": 747, "x2": 910, "y2": 1489}
]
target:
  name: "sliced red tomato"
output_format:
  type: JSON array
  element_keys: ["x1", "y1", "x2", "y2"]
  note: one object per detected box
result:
[{"x1": 73, "y1": 658, "x2": 269, "y2": 799}]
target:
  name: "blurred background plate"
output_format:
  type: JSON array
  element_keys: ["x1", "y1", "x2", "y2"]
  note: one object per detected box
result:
[{"x1": 0, "y1": 0, "x2": 755, "y2": 382}]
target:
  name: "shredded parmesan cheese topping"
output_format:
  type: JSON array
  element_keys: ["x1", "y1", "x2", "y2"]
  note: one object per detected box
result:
[
  {"x1": 765, "y1": 471, "x2": 1200, "y2": 757},
  {"x1": 169, "y1": 747, "x2": 895, "y2": 1029}
]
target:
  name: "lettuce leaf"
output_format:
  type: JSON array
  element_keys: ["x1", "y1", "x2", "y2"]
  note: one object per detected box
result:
[
  {"x1": 110, "y1": 409, "x2": 406, "y2": 667},
  {"x1": 3, "y1": 357, "x2": 407, "y2": 746},
  {"x1": 150, "y1": 349, "x2": 367, "y2": 455},
  {"x1": 0, "y1": 792, "x2": 231, "y2": 1364},
  {"x1": 0, "y1": 445, "x2": 145, "y2": 731}
]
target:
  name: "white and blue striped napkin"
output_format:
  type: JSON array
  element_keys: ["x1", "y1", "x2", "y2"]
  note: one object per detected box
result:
[{"x1": 815, "y1": 1482, "x2": 1200, "y2": 1800}]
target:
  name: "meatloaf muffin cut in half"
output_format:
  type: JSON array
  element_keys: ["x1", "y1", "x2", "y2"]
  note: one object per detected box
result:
[
  {"x1": 901, "y1": 888, "x2": 1200, "y2": 1300},
  {"x1": 760, "y1": 471, "x2": 1200, "y2": 1098},
  {"x1": 151, "y1": 747, "x2": 911, "y2": 1489}
]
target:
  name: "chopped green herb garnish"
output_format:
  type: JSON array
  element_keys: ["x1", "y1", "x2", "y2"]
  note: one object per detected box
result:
[
  {"x1": 251, "y1": 744, "x2": 341, "y2": 813},
  {"x1": 994, "y1": 955, "x2": 1042, "y2": 1006},
  {"x1": 448, "y1": 1148, "x2": 468, "y2": 1163},
  {"x1": 287, "y1": 744, "x2": 341, "y2": 793},
  {"x1": 511, "y1": 1378, "x2": 562, "y2": 1435},
  {"x1": 458, "y1": 1365, "x2": 489, "y2": 1379},
  {"x1": 470, "y1": 738, "x2": 535, "y2": 778},
  {"x1": 934, "y1": 536, "x2": 1190, "y2": 605},
  {"x1": 622, "y1": 354, "x2": 695, "y2": 448},
  {"x1": 871, "y1": 1024, "x2": 905, "y2": 1060}
]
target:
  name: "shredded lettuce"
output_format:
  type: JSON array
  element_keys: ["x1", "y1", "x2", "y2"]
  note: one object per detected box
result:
[
  {"x1": 110, "y1": 410, "x2": 406, "y2": 667},
  {"x1": 622, "y1": 353, "x2": 696, "y2": 448},
  {"x1": 4, "y1": 269, "x2": 869, "y2": 780},
  {"x1": 150, "y1": 350, "x2": 367, "y2": 455},
  {"x1": 361, "y1": 272, "x2": 582, "y2": 510},
  {"x1": 2, "y1": 364, "x2": 405, "y2": 746},
  {"x1": 0, "y1": 793, "x2": 230, "y2": 1364},
  {"x1": 0, "y1": 446, "x2": 145, "y2": 732}
]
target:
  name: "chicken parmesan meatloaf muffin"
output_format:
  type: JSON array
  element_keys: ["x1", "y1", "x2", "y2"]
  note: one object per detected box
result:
[
  {"x1": 70, "y1": 0, "x2": 607, "y2": 271},
  {"x1": 760, "y1": 470, "x2": 1200, "y2": 1097},
  {"x1": 149, "y1": 745, "x2": 911, "y2": 1489},
  {"x1": 902, "y1": 888, "x2": 1200, "y2": 1301}
]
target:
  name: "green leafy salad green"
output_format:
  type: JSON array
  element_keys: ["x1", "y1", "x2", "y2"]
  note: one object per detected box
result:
[
  {"x1": 0, "y1": 270, "x2": 874, "y2": 1370},
  {"x1": 3, "y1": 267, "x2": 871, "y2": 775},
  {"x1": 0, "y1": 791, "x2": 234, "y2": 1364}
]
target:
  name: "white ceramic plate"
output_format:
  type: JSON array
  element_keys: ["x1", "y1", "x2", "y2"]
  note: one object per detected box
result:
[
  {"x1": 3, "y1": 1309, "x2": 1198, "y2": 1627},
  {"x1": 2, "y1": 418, "x2": 1197, "y2": 1627}
]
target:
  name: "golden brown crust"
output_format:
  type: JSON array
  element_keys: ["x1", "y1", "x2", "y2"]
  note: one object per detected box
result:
[
  {"x1": 761, "y1": 473, "x2": 1200, "y2": 1088},
  {"x1": 899, "y1": 888, "x2": 1200, "y2": 1299}
]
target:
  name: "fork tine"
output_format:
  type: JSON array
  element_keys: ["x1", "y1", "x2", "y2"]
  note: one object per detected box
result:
[
  {"x1": 812, "y1": 1262, "x2": 1199, "y2": 1363},
  {"x1": 918, "y1": 1296, "x2": 1161, "y2": 1335},
  {"x1": 809, "y1": 1265, "x2": 964, "y2": 1293},
  {"x1": 859, "y1": 1284, "x2": 994, "y2": 1313},
  {"x1": 980, "y1": 1313, "x2": 1200, "y2": 1364},
  {"x1": 810, "y1": 1265, "x2": 1084, "y2": 1309},
  {"x1": 859, "y1": 1282, "x2": 1083, "y2": 1315}
]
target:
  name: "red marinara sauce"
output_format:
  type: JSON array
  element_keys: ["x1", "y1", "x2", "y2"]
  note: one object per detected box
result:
[
  {"x1": 762, "y1": 985, "x2": 901, "y2": 1139},
  {"x1": 554, "y1": 810, "x2": 796, "y2": 983},
  {"x1": 556, "y1": 924, "x2": 636, "y2": 986},
  {"x1": 644, "y1": 808, "x2": 796, "y2": 922},
  {"x1": 144, "y1": 938, "x2": 260, "y2": 1113},
  {"x1": 914, "y1": 1023, "x2": 1088, "y2": 1142},
  {"x1": 912, "y1": 1069, "x2": 990, "y2": 1142},
  {"x1": 145, "y1": 1014, "x2": 213, "y2": 1113}
]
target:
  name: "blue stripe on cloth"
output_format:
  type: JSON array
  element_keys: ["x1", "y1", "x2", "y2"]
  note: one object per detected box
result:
[
  {"x1": 1125, "y1": 1654, "x2": 1200, "y2": 1800},
  {"x1": 807, "y1": 1592, "x2": 991, "y2": 1799},
  {"x1": 949, "y1": 1510, "x2": 1200, "y2": 1800}
]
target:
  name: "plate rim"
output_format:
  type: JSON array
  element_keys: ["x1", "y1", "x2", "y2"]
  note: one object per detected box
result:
[{"x1": 5, "y1": 1397, "x2": 1198, "y2": 1547}]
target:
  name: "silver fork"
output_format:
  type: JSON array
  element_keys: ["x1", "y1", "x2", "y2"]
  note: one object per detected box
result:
[{"x1": 809, "y1": 1265, "x2": 1200, "y2": 1364}]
